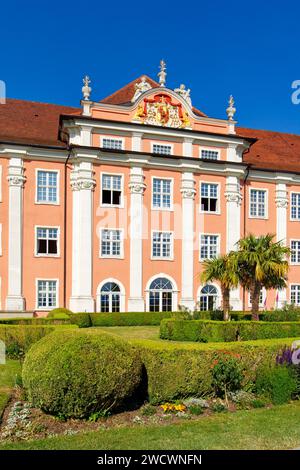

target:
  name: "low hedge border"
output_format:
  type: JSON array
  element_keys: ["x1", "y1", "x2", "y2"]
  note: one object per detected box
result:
[
  {"x1": 70, "y1": 311, "x2": 176, "y2": 328},
  {"x1": 0, "y1": 318, "x2": 71, "y2": 325},
  {"x1": 160, "y1": 319, "x2": 300, "y2": 342},
  {"x1": 0, "y1": 324, "x2": 76, "y2": 357},
  {"x1": 100, "y1": 330, "x2": 299, "y2": 404}
]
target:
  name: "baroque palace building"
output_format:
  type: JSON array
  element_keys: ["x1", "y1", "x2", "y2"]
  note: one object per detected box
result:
[{"x1": 1, "y1": 62, "x2": 300, "y2": 315}]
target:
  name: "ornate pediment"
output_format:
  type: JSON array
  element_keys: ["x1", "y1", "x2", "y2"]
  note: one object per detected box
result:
[{"x1": 133, "y1": 93, "x2": 191, "y2": 129}]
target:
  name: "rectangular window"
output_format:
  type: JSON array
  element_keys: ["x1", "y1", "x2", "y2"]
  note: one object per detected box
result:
[
  {"x1": 152, "y1": 232, "x2": 172, "y2": 258},
  {"x1": 200, "y1": 149, "x2": 219, "y2": 160},
  {"x1": 291, "y1": 193, "x2": 300, "y2": 220},
  {"x1": 249, "y1": 290, "x2": 264, "y2": 307},
  {"x1": 102, "y1": 138, "x2": 123, "y2": 150},
  {"x1": 291, "y1": 285, "x2": 300, "y2": 305},
  {"x1": 152, "y1": 144, "x2": 172, "y2": 155},
  {"x1": 250, "y1": 189, "x2": 266, "y2": 218},
  {"x1": 200, "y1": 234, "x2": 219, "y2": 260},
  {"x1": 291, "y1": 240, "x2": 300, "y2": 263},
  {"x1": 101, "y1": 174, "x2": 122, "y2": 206},
  {"x1": 36, "y1": 227, "x2": 58, "y2": 256},
  {"x1": 152, "y1": 178, "x2": 172, "y2": 209},
  {"x1": 101, "y1": 229, "x2": 122, "y2": 257},
  {"x1": 200, "y1": 183, "x2": 218, "y2": 212},
  {"x1": 37, "y1": 280, "x2": 57, "y2": 309},
  {"x1": 37, "y1": 170, "x2": 58, "y2": 203}
]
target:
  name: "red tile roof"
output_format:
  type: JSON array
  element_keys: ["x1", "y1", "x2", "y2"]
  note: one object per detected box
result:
[
  {"x1": 237, "y1": 127, "x2": 300, "y2": 173},
  {"x1": 0, "y1": 98, "x2": 80, "y2": 147},
  {"x1": 1, "y1": 98, "x2": 300, "y2": 174}
]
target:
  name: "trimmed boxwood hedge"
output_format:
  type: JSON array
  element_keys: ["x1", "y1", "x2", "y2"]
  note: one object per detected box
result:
[
  {"x1": 131, "y1": 337, "x2": 298, "y2": 404},
  {"x1": 87, "y1": 311, "x2": 175, "y2": 327},
  {"x1": 0, "y1": 324, "x2": 76, "y2": 357},
  {"x1": 22, "y1": 329, "x2": 143, "y2": 419},
  {"x1": 0, "y1": 318, "x2": 71, "y2": 325},
  {"x1": 160, "y1": 319, "x2": 300, "y2": 342}
]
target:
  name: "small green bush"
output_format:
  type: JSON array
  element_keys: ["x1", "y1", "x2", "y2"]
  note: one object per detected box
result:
[
  {"x1": 69, "y1": 313, "x2": 92, "y2": 328},
  {"x1": 262, "y1": 307, "x2": 300, "y2": 322},
  {"x1": 47, "y1": 308, "x2": 73, "y2": 319},
  {"x1": 22, "y1": 329, "x2": 143, "y2": 419},
  {"x1": 90, "y1": 311, "x2": 175, "y2": 327},
  {"x1": 255, "y1": 366, "x2": 297, "y2": 405},
  {"x1": 160, "y1": 319, "x2": 300, "y2": 342},
  {"x1": 251, "y1": 399, "x2": 265, "y2": 408},
  {"x1": 211, "y1": 355, "x2": 243, "y2": 398},
  {"x1": 189, "y1": 405, "x2": 204, "y2": 415}
]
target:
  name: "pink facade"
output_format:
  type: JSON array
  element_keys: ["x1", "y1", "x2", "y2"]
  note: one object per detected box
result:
[{"x1": 0, "y1": 72, "x2": 300, "y2": 314}]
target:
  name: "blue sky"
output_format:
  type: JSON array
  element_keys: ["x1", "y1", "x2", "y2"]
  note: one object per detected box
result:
[{"x1": 1, "y1": 0, "x2": 300, "y2": 133}]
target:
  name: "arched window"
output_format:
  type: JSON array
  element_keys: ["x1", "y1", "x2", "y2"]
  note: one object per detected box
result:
[
  {"x1": 199, "y1": 285, "x2": 218, "y2": 311},
  {"x1": 100, "y1": 282, "x2": 120, "y2": 312},
  {"x1": 149, "y1": 277, "x2": 173, "y2": 312}
]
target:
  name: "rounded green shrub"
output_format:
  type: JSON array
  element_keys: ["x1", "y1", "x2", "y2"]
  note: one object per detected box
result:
[
  {"x1": 255, "y1": 365, "x2": 297, "y2": 405},
  {"x1": 22, "y1": 329, "x2": 143, "y2": 419},
  {"x1": 69, "y1": 313, "x2": 91, "y2": 328},
  {"x1": 47, "y1": 308, "x2": 73, "y2": 319}
]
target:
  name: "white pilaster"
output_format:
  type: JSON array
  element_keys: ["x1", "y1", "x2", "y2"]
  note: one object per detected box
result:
[
  {"x1": 180, "y1": 172, "x2": 196, "y2": 311},
  {"x1": 275, "y1": 182, "x2": 288, "y2": 308},
  {"x1": 132, "y1": 132, "x2": 143, "y2": 152},
  {"x1": 128, "y1": 167, "x2": 146, "y2": 311},
  {"x1": 183, "y1": 138, "x2": 193, "y2": 157},
  {"x1": 6, "y1": 157, "x2": 25, "y2": 311},
  {"x1": 225, "y1": 174, "x2": 242, "y2": 310},
  {"x1": 69, "y1": 161, "x2": 95, "y2": 312}
]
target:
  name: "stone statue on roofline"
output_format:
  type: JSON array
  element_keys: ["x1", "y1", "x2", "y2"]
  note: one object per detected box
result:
[
  {"x1": 131, "y1": 76, "x2": 152, "y2": 103},
  {"x1": 82, "y1": 75, "x2": 91, "y2": 101},
  {"x1": 174, "y1": 83, "x2": 192, "y2": 107}
]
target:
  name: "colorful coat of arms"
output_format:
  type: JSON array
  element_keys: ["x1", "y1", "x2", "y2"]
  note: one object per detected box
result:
[{"x1": 133, "y1": 93, "x2": 191, "y2": 129}]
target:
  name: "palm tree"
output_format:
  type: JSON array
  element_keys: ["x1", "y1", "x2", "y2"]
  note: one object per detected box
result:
[
  {"x1": 236, "y1": 234, "x2": 290, "y2": 320},
  {"x1": 201, "y1": 254, "x2": 238, "y2": 321}
]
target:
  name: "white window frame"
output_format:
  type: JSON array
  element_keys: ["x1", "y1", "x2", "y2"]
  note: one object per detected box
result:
[
  {"x1": 199, "y1": 181, "x2": 220, "y2": 214},
  {"x1": 34, "y1": 225, "x2": 60, "y2": 258},
  {"x1": 290, "y1": 239, "x2": 300, "y2": 265},
  {"x1": 248, "y1": 288, "x2": 266, "y2": 308},
  {"x1": 248, "y1": 188, "x2": 268, "y2": 219},
  {"x1": 100, "y1": 136, "x2": 125, "y2": 150},
  {"x1": 100, "y1": 172, "x2": 124, "y2": 208},
  {"x1": 197, "y1": 284, "x2": 221, "y2": 311},
  {"x1": 96, "y1": 278, "x2": 126, "y2": 312},
  {"x1": 151, "y1": 230, "x2": 174, "y2": 260},
  {"x1": 199, "y1": 147, "x2": 220, "y2": 161},
  {"x1": 199, "y1": 233, "x2": 220, "y2": 261},
  {"x1": 35, "y1": 278, "x2": 59, "y2": 311},
  {"x1": 145, "y1": 273, "x2": 178, "y2": 312},
  {"x1": 35, "y1": 169, "x2": 60, "y2": 205},
  {"x1": 290, "y1": 192, "x2": 300, "y2": 221},
  {"x1": 151, "y1": 142, "x2": 173, "y2": 156},
  {"x1": 290, "y1": 284, "x2": 300, "y2": 306},
  {"x1": 99, "y1": 228, "x2": 124, "y2": 259},
  {"x1": 151, "y1": 176, "x2": 174, "y2": 211}
]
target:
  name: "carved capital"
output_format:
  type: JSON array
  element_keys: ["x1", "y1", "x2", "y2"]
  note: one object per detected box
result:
[
  {"x1": 275, "y1": 197, "x2": 288, "y2": 208},
  {"x1": 225, "y1": 191, "x2": 243, "y2": 205},
  {"x1": 71, "y1": 177, "x2": 95, "y2": 191},
  {"x1": 180, "y1": 188, "x2": 196, "y2": 199},
  {"x1": 7, "y1": 175, "x2": 26, "y2": 187},
  {"x1": 129, "y1": 171, "x2": 146, "y2": 195},
  {"x1": 128, "y1": 182, "x2": 146, "y2": 194}
]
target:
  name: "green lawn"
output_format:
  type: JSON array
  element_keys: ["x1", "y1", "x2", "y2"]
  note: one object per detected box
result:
[
  {"x1": 1, "y1": 402, "x2": 300, "y2": 450},
  {"x1": 0, "y1": 359, "x2": 22, "y2": 417},
  {"x1": 98, "y1": 326, "x2": 160, "y2": 341}
]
